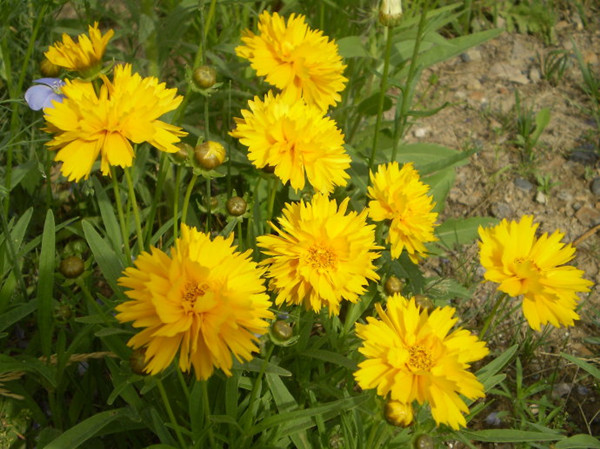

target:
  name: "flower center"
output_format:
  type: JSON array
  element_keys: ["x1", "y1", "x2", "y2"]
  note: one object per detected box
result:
[
  {"x1": 306, "y1": 244, "x2": 337, "y2": 270},
  {"x1": 407, "y1": 344, "x2": 433, "y2": 372},
  {"x1": 182, "y1": 282, "x2": 210, "y2": 310}
]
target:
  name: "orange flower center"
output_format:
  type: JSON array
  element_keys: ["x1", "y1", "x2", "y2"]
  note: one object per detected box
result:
[
  {"x1": 407, "y1": 344, "x2": 433, "y2": 371},
  {"x1": 182, "y1": 282, "x2": 210, "y2": 310},
  {"x1": 307, "y1": 244, "x2": 337, "y2": 270}
]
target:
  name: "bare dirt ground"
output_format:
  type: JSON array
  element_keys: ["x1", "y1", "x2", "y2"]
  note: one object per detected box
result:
[{"x1": 405, "y1": 17, "x2": 600, "y2": 440}]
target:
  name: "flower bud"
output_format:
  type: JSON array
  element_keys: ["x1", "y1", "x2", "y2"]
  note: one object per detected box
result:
[
  {"x1": 174, "y1": 142, "x2": 193, "y2": 162},
  {"x1": 129, "y1": 348, "x2": 147, "y2": 375},
  {"x1": 414, "y1": 294, "x2": 434, "y2": 314},
  {"x1": 194, "y1": 141, "x2": 226, "y2": 170},
  {"x1": 40, "y1": 58, "x2": 61, "y2": 77},
  {"x1": 379, "y1": 0, "x2": 403, "y2": 27},
  {"x1": 384, "y1": 275, "x2": 403, "y2": 295},
  {"x1": 192, "y1": 65, "x2": 217, "y2": 89},
  {"x1": 272, "y1": 320, "x2": 293, "y2": 341},
  {"x1": 414, "y1": 434, "x2": 434, "y2": 449},
  {"x1": 54, "y1": 304, "x2": 73, "y2": 322},
  {"x1": 59, "y1": 256, "x2": 85, "y2": 278},
  {"x1": 384, "y1": 400, "x2": 413, "y2": 427},
  {"x1": 226, "y1": 196, "x2": 247, "y2": 216}
]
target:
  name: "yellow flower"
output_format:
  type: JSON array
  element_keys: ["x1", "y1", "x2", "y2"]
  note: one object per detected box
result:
[
  {"x1": 45, "y1": 22, "x2": 114, "y2": 73},
  {"x1": 354, "y1": 295, "x2": 489, "y2": 429},
  {"x1": 116, "y1": 224, "x2": 274, "y2": 380},
  {"x1": 258, "y1": 194, "x2": 380, "y2": 315},
  {"x1": 236, "y1": 11, "x2": 347, "y2": 111},
  {"x1": 478, "y1": 215, "x2": 593, "y2": 331},
  {"x1": 230, "y1": 91, "x2": 350, "y2": 193},
  {"x1": 367, "y1": 162, "x2": 438, "y2": 262},
  {"x1": 43, "y1": 64, "x2": 186, "y2": 181}
]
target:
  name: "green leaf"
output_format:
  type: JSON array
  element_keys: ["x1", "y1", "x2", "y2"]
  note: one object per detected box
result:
[
  {"x1": 0, "y1": 300, "x2": 38, "y2": 333},
  {"x1": 42, "y1": 407, "x2": 137, "y2": 449},
  {"x1": 37, "y1": 210, "x2": 55, "y2": 358},
  {"x1": 9, "y1": 160, "x2": 37, "y2": 191},
  {"x1": 461, "y1": 429, "x2": 563, "y2": 443},
  {"x1": 436, "y1": 217, "x2": 498, "y2": 249},
  {"x1": 337, "y1": 36, "x2": 372, "y2": 59},
  {"x1": 299, "y1": 349, "x2": 357, "y2": 371},
  {"x1": 561, "y1": 353, "x2": 600, "y2": 380},
  {"x1": 477, "y1": 345, "x2": 518, "y2": 387},
  {"x1": 555, "y1": 434, "x2": 600, "y2": 449},
  {"x1": 358, "y1": 92, "x2": 393, "y2": 116},
  {"x1": 249, "y1": 394, "x2": 370, "y2": 437},
  {"x1": 92, "y1": 177, "x2": 123, "y2": 260},
  {"x1": 530, "y1": 107, "x2": 551, "y2": 145},
  {"x1": 82, "y1": 220, "x2": 124, "y2": 294},
  {"x1": 0, "y1": 354, "x2": 56, "y2": 388}
]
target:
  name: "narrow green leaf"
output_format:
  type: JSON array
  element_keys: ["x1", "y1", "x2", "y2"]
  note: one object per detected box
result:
[
  {"x1": 37, "y1": 210, "x2": 55, "y2": 358},
  {"x1": 337, "y1": 36, "x2": 372, "y2": 59},
  {"x1": 0, "y1": 300, "x2": 37, "y2": 333},
  {"x1": 358, "y1": 92, "x2": 393, "y2": 116},
  {"x1": 42, "y1": 407, "x2": 137, "y2": 449},
  {"x1": 436, "y1": 217, "x2": 498, "y2": 249},
  {"x1": 461, "y1": 429, "x2": 563, "y2": 443},
  {"x1": 92, "y1": 176, "x2": 123, "y2": 259},
  {"x1": 82, "y1": 220, "x2": 124, "y2": 294},
  {"x1": 299, "y1": 350, "x2": 357, "y2": 371},
  {"x1": 561, "y1": 353, "x2": 600, "y2": 380},
  {"x1": 555, "y1": 434, "x2": 600, "y2": 449},
  {"x1": 477, "y1": 345, "x2": 518, "y2": 385}
]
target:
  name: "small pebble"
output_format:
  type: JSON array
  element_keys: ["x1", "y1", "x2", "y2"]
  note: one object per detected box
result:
[
  {"x1": 551, "y1": 382, "x2": 571, "y2": 399},
  {"x1": 576, "y1": 385, "x2": 590, "y2": 396},
  {"x1": 413, "y1": 127, "x2": 428, "y2": 138},
  {"x1": 569, "y1": 146, "x2": 599, "y2": 165},
  {"x1": 535, "y1": 191, "x2": 547, "y2": 204},
  {"x1": 591, "y1": 177, "x2": 600, "y2": 196},
  {"x1": 491, "y1": 202, "x2": 512, "y2": 218},
  {"x1": 514, "y1": 177, "x2": 534, "y2": 192},
  {"x1": 485, "y1": 412, "x2": 502, "y2": 426}
]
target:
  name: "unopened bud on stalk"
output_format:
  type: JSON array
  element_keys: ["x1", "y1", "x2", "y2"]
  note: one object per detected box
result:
[
  {"x1": 414, "y1": 434, "x2": 434, "y2": 449},
  {"x1": 129, "y1": 348, "x2": 147, "y2": 375},
  {"x1": 192, "y1": 65, "x2": 217, "y2": 89},
  {"x1": 194, "y1": 141, "x2": 226, "y2": 170},
  {"x1": 384, "y1": 400, "x2": 413, "y2": 427},
  {"x1": 414, "y1": 294, "x2": 434, "y2": 314},
  {"x1": 272, "y1": 320, "x2": 293, "y2": 341},
  {"x1": 226, "y1": 196, "x2": 247, "y2": 216},
  {"x1": 379, "y1": 0, "x2": 403, "y2": 27},
  {"x1": 59, "y1": 256, "x2": 85, "y2": 278},
  {"x1": 384, "y1": 275, "x2": 403, "y2": 295}
]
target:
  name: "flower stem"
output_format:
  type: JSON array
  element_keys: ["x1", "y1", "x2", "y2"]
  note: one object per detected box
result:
[
  {"x1": 479, "y1": 292, "x2": 508, "y2": 339},
  {"x1": 242, "y1": 344, "x2": 274, "y2": 437},
  {"x1": 392, "y1": 6, "x2": 428, "y2": 162},
  {"x1": 156, "y1": 378, "x2": 188, "y2": 449},
  {"x1": 201, "y1": 380, "x2": 216, "y2": 447},
  {"x1": 368, "y1": 25, "x2": 394, "y2": 173},
  {"x1": 181, "y1": 173, "x2": 199, "y2": 225},
  {"x1": 144, "y1": 152, "x2": 170, "y2": 247},
  {"x1": 124, "y1": 167, "x2": 144, "y2": 253},
  {"x1": 205, "y1": 177, "x2": 212, "y2": 233},
  {"x1": 173, "y1": 166, "x2": 183, "y2": 240},
  {"x1": 111, "y1": 167, "x2": 132, "y2": 263}
]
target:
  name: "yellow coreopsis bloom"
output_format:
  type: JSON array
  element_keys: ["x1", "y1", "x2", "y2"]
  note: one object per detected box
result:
[
  {"x1": 478, "y1": 215, "x2": 593, "y2": 331},
  {"x1": 368, "y1": 162, "x2": 438, "y2": 262},
  {"x1": 43, "y1": 64, "x2": 186, "y2": 181},
  {"x1": 236, "y1": 11, "x2": 347, "y2": 111},
  {"x1": 230, "y1": 91, "x2": 350, "y2": 193},
  {"x1": 355, "y1": 295, "x2": 489, "y2": 429},
  {"x1": 258, "y1": 194, "x2": 380, "y2": 316},
  {"x1": 45, "y1": 22, "x2": 114, "y2": 73},
  {"x1": 116, "y1": 224, "x2": 274, "y2": 380}
]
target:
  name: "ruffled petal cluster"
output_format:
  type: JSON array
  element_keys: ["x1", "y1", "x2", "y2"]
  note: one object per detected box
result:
[
  {"x1": 258, "y1": 194, "x2": 380, "y2": 315},
  {"x1": 354, "y1": 295, "x2": 489, "y2": 429},
  {"x1": 116, "y1": 224, "x2": 274, "y2": 380},
  {"x1": 43, "y1": 64, "x2": 186, "y2": 181},
  {"x1": 368, "y1": 162, "x2": 438, "y2": 262},
  {"x1": 236, "y1": 11, "x2": 347, "y2": 111},
  {"x1": 230, "y1": 91, "x2": 350, "y2": 193},
  {"x1": 45, "y1": 22, "x2": 114, "y2": 73},
  {"x1": 478, "y1": 215, "x2": 593, "y2": 330}
]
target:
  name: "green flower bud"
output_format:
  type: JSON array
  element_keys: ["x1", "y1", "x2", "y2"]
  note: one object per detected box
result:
[
  {"x1": 384, "y1": 275, "x2": 403, "y2": 295},
  {"x1": 59, "y1": 256, "x2": 85, "y2": 279},
  {"x1": 379, "y1": 0, "x2": 403, "y2": 27},
  {"x1": 272, "y1": 320, "x2": 293, "y2": 341},
  {"x1": 129, "y1": 348, "x2": 147, "y2": 375},
  {"x1": 226, "y1": 196, "x2": 247, "y2": 216},
  {"x1": 40, "y1": 58, "x2": 61, "y2": 77},
  {"x1": 194, "y1": 141, "x2": 226, "y2": 170},
  {"x1": 414, "y1": 294, "x2": 434, "y2": 314},
  {"x1": 414, "y1": 434, "x2": 434, "y2": 449},
  {"x1": 192, "y1": 65, "x2": 217, "y2": 89}
]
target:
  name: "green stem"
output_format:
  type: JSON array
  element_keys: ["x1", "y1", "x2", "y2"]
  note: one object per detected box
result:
[
  {"x1": 144, "y1": 152, "x2": 170, "y2": 247},
  {"x1": 242, "y1": 345, "x2": 274, "y2": 438},
  {"x1": 201, "y1": 381, "x2": 216, "y2": 447},
  {"x1": 156, "y1": 378, "x2": 188, "y2": 449},
  {"x1": 205, "y1": 177, "x2": 212, "y2": 233},
  {"x1": 237, "y1": 220, "x2": 244, "y2": 251},
  {"x1": 173, "y1": 166, "x2": 183, "y2": 239},
  {"x1": 266, "y1": 177, "x2": 277, "y2": 222},
  {"x1": 368, "y1": 26, "x2": 394, "y2": 173},
  {"x1": 392, "y1": 7, "x2": 428, "y2": 162},
  {"x1": 111, "y1": 167, "x2": 132, "y2": 263},
  {"x1": 124, "y1": 167, "x2": 144, "y2": 253},
  {"x1": 479, "y1": 293, "x2": 508, "y2": 339},
  {"x1": 0, "y1": 197, "x2": 28, "y2": 306},
  {"x1": 181, "y1": 174, "x2": 199, "y2": 225}
]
